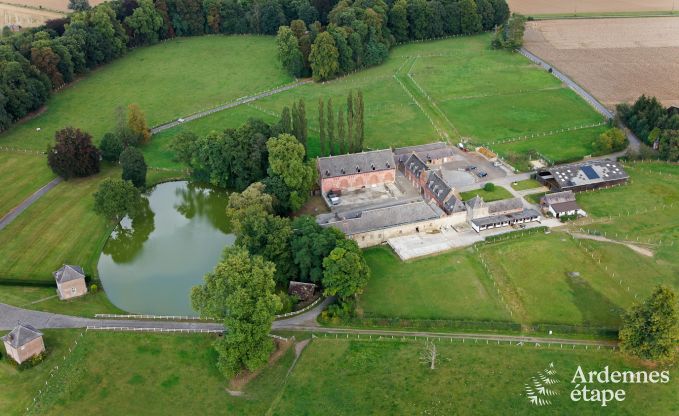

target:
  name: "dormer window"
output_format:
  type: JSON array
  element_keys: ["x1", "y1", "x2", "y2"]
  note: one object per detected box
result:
[
  {"x1": 356, "y1": 165, "x2": 361, "y2": 173},
  {"x1": 341, "y1": 168, "x2": 345, "y2": 174},
  {"x1": 325, "y1": 170, "x2": 330, "y2": 177},
  {"x1": 371, "y1": 163, "x2": 375, "y2": 170},
  {"x1": 386, "y1": 162, "x2": 391, "y2": 168}
]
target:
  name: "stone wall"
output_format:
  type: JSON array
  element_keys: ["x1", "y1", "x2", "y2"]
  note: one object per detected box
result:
[{"x1": 320, "y1": 169, "x2": 395, "y2": 193}]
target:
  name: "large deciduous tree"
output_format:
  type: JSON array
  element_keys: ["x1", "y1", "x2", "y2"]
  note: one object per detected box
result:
[
  {"x1": 276, "y1": 26, "x2": 304, "y2": 77},
  {"x1": 191, "y1": 247, "x2": 281, "y2": 378},
  {"x1": 127, "y1": 103, "x2": 151, "y2": 144},
  {"x1": 100, "y1": 132, "x2": 124, "y2": 162},
  {"x1": 291, "y1": 215, "x2": 343, "y2": 283},
  {"x1": 266, "y1": 134, "x2": 315, "y2": 211},
  {"x1": 47, "y1": 127, "x2": 101, "y2": 179},
  {"x1": 125, "y1": 0, "x2": 164, "y2": 46},
  {"x1": 620, "y1": 286, "x2": 678, "y2": 362},
  {"x1": 309, "y1": 31, "x2": 339, "y2": 81},
  {"x1": 322, "y1": 239, "x2": 370, "y2": 304},
  {"x1": 120, "y1": 146, "x2": 147, "y2": 188},
  {"x1": 93, "y1": 178, "x2": 142, "y2": 222}
]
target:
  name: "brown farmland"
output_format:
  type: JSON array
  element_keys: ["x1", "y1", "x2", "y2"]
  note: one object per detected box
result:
[
  {"x1": 0, "y1": 0, "x2": 106, "y2": 13},
  {"x1": 508, "y1": 0, "x2": 675, "y2": 15},
  {"x1": 524, "y1": 17, "x2": 679, "y2": 109}
]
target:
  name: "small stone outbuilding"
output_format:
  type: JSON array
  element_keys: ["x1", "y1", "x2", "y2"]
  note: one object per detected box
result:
[
  {"x1": 288, "y1": 281, "x2": 317, "y2": 301},
  {"x1": 54, "y1": 264, "x2": 88, "y2": 300},
  {"x1": 1, "y1": 324, "x2": 45, "y2": 364}
]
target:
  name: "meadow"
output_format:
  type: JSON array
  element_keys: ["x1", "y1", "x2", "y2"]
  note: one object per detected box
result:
[
  {"x1": 0, "y1": 285, "x2": 123, "y2": 316},
  {"x1": 5, "y1": 332, "x2": 677, "y2": 415},
  {"x1": 359, "y1": 246, "x2": 509, "y2": 322},
  {"x1": 0, "y1": 152, "x2": 55, "y2": 217},
  {"x1": 0, "y1": 35, "x2": 292, "y2": 152},
  {"x1": 460, "y1": 185, "x2": 514, "y2": 202}
]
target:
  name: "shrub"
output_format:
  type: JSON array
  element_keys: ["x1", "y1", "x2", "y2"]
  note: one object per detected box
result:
[
  {"x1": 483, "y1": 182, "x2": 495, "y2": 192},
  {"x1": 120, "y1": 147, "x2": 147, "y2": 188},
  {"x1": 99, "y1": 132, "x2": 124, "y2": 162},
  {"x1": 47, "y1": 127, "x2": 101, "y2": 179},
  {"x1": 90, "y1": 283, "x2": 98, "y2": 294}
]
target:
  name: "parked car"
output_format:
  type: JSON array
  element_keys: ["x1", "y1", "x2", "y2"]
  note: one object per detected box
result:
[
  {"x1": 477, "y1": 171, "x2": 488, "y2": 178},
  {"x1": 466, "y1": 165, "x2": 477, "y2": 171},
  {"x1": 329, "y1": 196, "x2": 340, "y2": 206}
]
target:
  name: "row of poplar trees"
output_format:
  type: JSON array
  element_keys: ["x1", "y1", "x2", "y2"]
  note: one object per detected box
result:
[{"x1": 318, "y1": 90, "x2": 365, "y2": 157}]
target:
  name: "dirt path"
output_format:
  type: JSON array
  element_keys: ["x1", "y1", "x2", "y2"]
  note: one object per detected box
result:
[{"x1": 569, "y1": 232, "x2": 654, "y2": 257}]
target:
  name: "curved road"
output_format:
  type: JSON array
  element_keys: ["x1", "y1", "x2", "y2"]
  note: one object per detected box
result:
[{"x1": 0, "y1": 300, "x2": 616, "y2": 347}]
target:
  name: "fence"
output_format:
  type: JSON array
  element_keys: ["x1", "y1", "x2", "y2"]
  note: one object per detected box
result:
[
  {"x1": 94, "y1": 313, "x2": 208, "y2": 320},
  {"x1": 86, "y1": 326, "x2": 223, "y2": 333},
  {"x1": 275, "y1": 296, "x2": 324, "y2": 319},
  {"x1": 0, "y1": 146, "x2": 44, "y2": 155}
]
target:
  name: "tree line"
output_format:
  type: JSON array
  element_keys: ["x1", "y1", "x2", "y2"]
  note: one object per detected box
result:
[
  {"x1": 318, "y1": 90, "x2": 364, "y2": 156},
  {"x1": 618, "y1": 95, "x2": 679, "y2": 162},
  {"x1": 277, "y1": 0, "x2": 510, "y2": 81}
]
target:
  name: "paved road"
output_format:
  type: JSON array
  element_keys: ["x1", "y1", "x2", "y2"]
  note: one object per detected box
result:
[
  {"x1": 150, "y1": 80, "x2": 311, "y2": 134},
  {"x1": 0, "y1": 300, "x2": 615, "y2": 347},
  {"x1": 0, "y1": 177, "x2": 62, "y2": 231},
  {"x1": 519, "y1": 48, "x2": 642, "y2": 153}
]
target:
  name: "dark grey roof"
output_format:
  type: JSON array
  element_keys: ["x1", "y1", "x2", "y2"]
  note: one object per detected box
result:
[
  {"x1": 318, "y1": 150, "x2": 395, "y2": 179},
  {"x1": 542, "y1": 190, "x2": 576, "y2": 205},
  {"x1": 322, "y1": 201, "x2": 440, "y2": 235},
  {"x1": 394, "y1": 142, "x2": 455, "y2": 163},
  {"x1": 539, "y1": 160, "x2": 628, "y2": 189},
  {"x1": 424, "y1": 171, "x2": 453, "y2": 204},
  {"x1": 443, "y1": 196, "x2": 466, "y2": 213},
  {"x1": 1, "y1": 324, "x2": 43, "y2": 348},
  {"x1": 404, "y1": 153, "x2": 428, "y2": 178},
  {"x1": 466, "y1": 196, "x2": 487, "y2": 209},
  {"x1": 53, "y1": 264, "x2": 85, "y2": 284},
  {"x1": 550, "y1": 201, "x2": 581, "y2": 213},
  {"x1": 471, "y1": 209, "x2": 540, "y2": 228},
  {"x1": 487, "y1": 198, "x2": 524, "y2": 214}
]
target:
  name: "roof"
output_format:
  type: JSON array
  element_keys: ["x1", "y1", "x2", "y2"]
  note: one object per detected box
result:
[
  {"x1": 466, "y1": 196, "x2": 487, "y2": 209},
  {"x1": 403, "y1": 153, "x2": 428, "y2": 178},
  {"x1": 288, "y1": 281, "x2": 316, "y2": 289},
  {"x1": 550, "y1": 200, "x2": 581, "y2": 213},
  {"x1": 542, "y1": 190, "x2": 576, "y2": 205},
  {"x1": 53, "y1": 264, "x2": 85, "y2": 284},
  {"x1": 1, "y1": 324, "x2": 43, "y2": 348},
  {"x1": 424, "y1": 171, "x2": 453, "y2": 204},
  {"x1": 443, "y1": 195, "x2": 466, "y2": 214},
  {"x1": 318, "y1": 150, "x2": 395, "y2": 179},
  {"x1": 487, "y1": 198, "x2": 524, "y2": 214},
  {"x1": 539, "y1": 160, "x2": 628, "y2": 189},
  {"x1": 394, "y1": 142, "x2": 455, "y2": 163},
  {"x1": 321, "y1": 201, "x2": 440, "y2": 235},
  {"x1": 471, "y1": 209, "x2": 540, "y2": 228}
]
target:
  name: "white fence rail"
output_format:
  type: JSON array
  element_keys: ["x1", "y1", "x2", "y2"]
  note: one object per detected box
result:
[
  {"x1": 86, "y1": 326, "x2": 223, "y2": 333},
  {"x1": 275, "y1": 296, "x2": 324, "y2": 319},
  {"x1": 94, "y1": 313, "x2": 209, "y2": 320}
]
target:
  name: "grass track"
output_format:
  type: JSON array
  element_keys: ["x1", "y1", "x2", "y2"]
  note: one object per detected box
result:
[{"x1": 0, "y1": 152, "x2": 55, "y2": 217}]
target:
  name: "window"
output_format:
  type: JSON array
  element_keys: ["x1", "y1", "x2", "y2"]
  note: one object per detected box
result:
[{"x1": 71, "y1": 287, "x2": 77, "y2": 294}]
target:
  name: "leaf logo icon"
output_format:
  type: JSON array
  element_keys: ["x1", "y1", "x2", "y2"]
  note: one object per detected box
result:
[{"x1": 525, "y1": 362, "x2": 560, "y2": 406}]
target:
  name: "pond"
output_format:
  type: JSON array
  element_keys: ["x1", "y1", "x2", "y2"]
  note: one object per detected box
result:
[{"x1": 98, "y1": 181, "x2": 234, "y2": 316}]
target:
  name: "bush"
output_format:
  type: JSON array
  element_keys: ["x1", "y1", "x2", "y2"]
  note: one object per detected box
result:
[
  {"x1": 99, "y1": 132, "x2": 124, "y2": 162},
  {"x1": 483, "y1": 182, "x2": 495, "y2": 192},
  {"x1": 90, "y1": 283, "x2": 98, "y2": 294},
  {"x1": 276, "y1": 290, "x2": 299, "y2": 314},
  {"x1": 6, "y1": 351, "x2": 47, "y2": 370},
  {"x1": 120, "y1": 147, "x2": 147, "y2": 188},
  {"x1": 47, "y1": 127, "x2": 101, "y2": 179}
]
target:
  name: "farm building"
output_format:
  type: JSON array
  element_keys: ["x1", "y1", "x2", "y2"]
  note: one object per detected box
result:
[
  {"x1": 1, "y1": 324, "x2": 45, "y2": 364},
  {"x1": 53, "y1": 264, "x2": 88, "y2": 300},
  {"x1": 393, "y1": 142, "x2": 456, "y2": 165},
  {"x1": 317, "y1": 150, "x2": 395, "y2": 194},
  {"x1": 401, "y1": 153, "x2": 464, "y2": 215},
  {"x1": 466, "y1": 197, "x2": 540, "y2": 233},
  {"x1": 288, "y1": 281, "x2": 317, "y2": 301},
  {"x1": 536, "y1": 160, "x2": 628, "y2": 192},
  {"x1": 318, "y1": 200, "x2": 466, "y2": 248},
  {"x1": 541, "y1": 191, "x2": 586, "y2": 218}
]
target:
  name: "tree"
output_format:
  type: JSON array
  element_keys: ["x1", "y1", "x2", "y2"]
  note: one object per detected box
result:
[
  {"x1": 191, "y1": 247, "x2": 281, "y2": 378},
  {"x1": 319, "y1": 97, "x2": 326, "y2": 156},
  {"x1": 47, "y1": 127, "x2": 100, "y2": 179},
  {"x1": 492, "y1": 13, "x2": 526, "y2": 49},
  {"x1": 355, "y1": 90, "x2": 364, "y2": 151},
  {"x1": 593, "y1": 127, "x2": 627, "y2": 154},
  {"x1": 278, "y1": 106, "x2": 293, "y2": 134},
  {"x1": 291, "y1": 215, "x2": 343, "y2": 283},
  {"x1": 267, "y1": 134, "x2": 315, "y2": 210},
  {"x1": 125, "y1": 0, "x2": 164, "y2": 46},
  {"x1": 389, "y1": 0, "x2": 409, "y2": 43},
  {"x1": 93, "y1": 178, "x2": 142, "y2": 222},
  {"x1": 459, "y1": 0, "x2": 482, "y2": 35},
  {"x1": 309, "y1": 31, "x2": 339, "y2": 81},
  {"x1": 408, "y1": 0, "x2": 429, "y2": 40},
  {"x1": 169, "y1": 131, "x2": 198, "y2": 165},
  {"x1": 226, "y1": 182, "x2": 274, "y2": 234},
  {"x1": 68, "y1": 0, "x2": 90, "y2": 11},
  {"x1": 127, "y1": 104, "x2": 151, "y2": 144},
  {"x1": 120, "y1": 146, "x2": 147, "y2": 188},
  {"x1": 322, "y1": 239, "x2": 370, "y2": 304},
  {"x1": 100, "y1": 132, "x2": 124, "y2": 162},
  {"x1": 276, "y1": 26, "x2": 304, "y2": 77},
  {"x1": 420, "y1": 341, "x2": 437, "y2": 370},
  {"x1": 235, "y1": 213, "x2": 296, "y2": 285},
  {"x1": 292, "y1": 99, "x2": 308, "y2": 153},
  {"x1": 619, "y1": 286, "x2": 678, "y2": 362},
  {"x1": 262, "y1": 174, "x2": 293, "y2": 215},
  {"x1": 483, "y1": 182, "x2": 495, "y2": 192},
  {"x1": 346, "y1": 91, "x2": 354, "y2": 152},
  {"x1": 658, "y1": 129, "x2": 679, "y2": 162},
  {"x1": 337, "y1": 106, "x2": 346, "y2": 154},
  {"x1": 327, "y1": 97, "x2": 335, "y2": 155}
]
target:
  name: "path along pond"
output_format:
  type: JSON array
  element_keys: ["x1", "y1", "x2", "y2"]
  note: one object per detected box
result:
[{"x1": 98, "y1": 181, "x2": 234, "y2": 316}]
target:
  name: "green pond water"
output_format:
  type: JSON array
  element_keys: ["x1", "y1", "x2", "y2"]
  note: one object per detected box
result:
[{"x1": 98, "y1": 181, "x2": 234, "y2": 316}]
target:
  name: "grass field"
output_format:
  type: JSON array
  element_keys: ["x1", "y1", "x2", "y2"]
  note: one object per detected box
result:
[
  {"x1": 460, "y1": 185, "x2": 514, "y2": 202},
  {"x1": 478, "y1": 231, "x2": 676, "y2": 328},
  {"x1": 5, "y1": 332, "x2": 676, "y2": 415},
  {"x1": 0, "y1": 168, "x2": 116, "y2": 282},
  {"x1": 359, "y1": 246, "x2": 509, "y2": 321},
  {"x1": 0, "y1": 36, "x2": 292, "y2": 153},
  {"x1": 0, "y1": 285, "x2": 123, "y2": 316},
  {"x1": 511, "y1": 179, "x2": 543, "y2": 191},
  {"x1": 0, "y1": 152, "x2": 55, "y2": 217}
]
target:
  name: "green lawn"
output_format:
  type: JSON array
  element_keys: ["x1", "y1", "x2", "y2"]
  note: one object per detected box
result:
[
  {"x1": 359, "y1": 246, "x2": 509, "y2": 322},
  {"x1": 0, "y1": 285, "x2": 124, "y2": 316},
  {"x1": 478, "y1": 232, "x2": 672, "y2": 328},
  {"x1": 0, "y1": 168, "x2": 117, "y2": 283},
  {"x1": 0, "y1": 36, "x2": 292, "y2": 155},
  {"x1": 460, "y1": 185, "x2": 514, "y2": 202},
  {"x1": 0, "y1": 152, "x2": 55, "y2": 217},
  {"x1": 510, "y1": 179, "x2": 543, "y2": 191},
  {"x1": 271, "y1": 339, "x2": 679, "y2": 415}
]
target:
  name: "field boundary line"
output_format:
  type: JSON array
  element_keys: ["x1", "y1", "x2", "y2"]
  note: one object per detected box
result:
[
  {"x1": 0, "y1": 176, "x2": 62, "y2": 231},
  {"x1": 484, "y1": 121, "x2": 607, "y2": 146}
]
